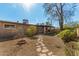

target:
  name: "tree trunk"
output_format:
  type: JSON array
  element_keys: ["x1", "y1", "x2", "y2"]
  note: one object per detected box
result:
[
  {"x1": 59, "y1": 3, "x2": 64, "y2": 30},
  {"x1": 59, "y1": 19, "x2": 63, "y2": 30}
]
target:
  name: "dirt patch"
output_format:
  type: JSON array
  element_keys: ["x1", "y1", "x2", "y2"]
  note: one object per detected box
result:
[
  {"x1": 0, "y1": 37, "x2": 37, "y2": 56},
  {"x1": 0, "y1": 35, "x2": 66, "y2": 56},
  {"x1": 42, "y1": 35, "x2": 66, "y2": 56}
]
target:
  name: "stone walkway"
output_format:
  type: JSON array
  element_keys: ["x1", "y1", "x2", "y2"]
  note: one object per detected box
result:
[{"x1": 36, "y1": 35, "x2": 54, "y2": 56}]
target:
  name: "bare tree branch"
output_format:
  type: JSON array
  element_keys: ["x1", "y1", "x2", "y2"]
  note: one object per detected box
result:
[{"x1": 43, "y1": 3, "x2": 77, "y2": 30}]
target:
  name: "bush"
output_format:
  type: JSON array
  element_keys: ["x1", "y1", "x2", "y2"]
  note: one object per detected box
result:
[
  {"x1": 65, "y1": 41, "x2": 79, "y2": 56},
  {"x1": 57, "y1": 29, "x2": 76, "y2": 43},
  {"x1": 25, "y1": 26, "x2": 37, "y2": 37}
]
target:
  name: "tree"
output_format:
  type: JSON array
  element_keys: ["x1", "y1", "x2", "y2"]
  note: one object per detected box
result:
[
  {"x1": 46, "y1": 21, "x2": 50, "y2": 26},
  {"x1": 43, "y1": 3, "x2": 77, "y2": 30},
  {"x1": 46, "y1": 19, "x2": 51, "y2": 26},
  {"x1": 45, "y1": 19, "x2": 51, "y2": 26}
]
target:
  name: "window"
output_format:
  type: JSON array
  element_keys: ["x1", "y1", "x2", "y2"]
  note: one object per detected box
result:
[{"x1": 4, "y1": 24, "x2": 16, "y2": 29}]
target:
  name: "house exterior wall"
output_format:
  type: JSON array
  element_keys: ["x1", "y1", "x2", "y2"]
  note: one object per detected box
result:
[
  {"x1": 0, "y1": 21, "x2": 53, "y2": 35},
  {"x1": 0, "y1": 21, "x2": 28, "y2": 34},
  {"x1": 36, "y1": 25, "x2": 52, "y2": 34}
]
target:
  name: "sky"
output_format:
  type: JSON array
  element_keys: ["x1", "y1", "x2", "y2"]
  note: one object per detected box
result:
[
  {"x1": 0, "y1": 3, "x2": 47, "y2": 24},
  {"x1": 0, "y1": 3, "x2": 79, "y2": 27}
]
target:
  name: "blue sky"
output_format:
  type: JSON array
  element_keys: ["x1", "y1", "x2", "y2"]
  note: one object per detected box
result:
[
  {"x1": 0, "y1": 3, "x2": 79, "y2": 27},
  {"x1": 0, "y1": 3, "x2": 47, "y2": 24}
]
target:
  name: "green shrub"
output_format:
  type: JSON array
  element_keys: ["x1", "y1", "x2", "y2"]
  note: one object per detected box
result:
[
  {"x1": 57, "y1": 29, "x2": 76, "y2": 43},
  {"x1": 25, "y1": 26, "x2": 37, "y2": 37}
]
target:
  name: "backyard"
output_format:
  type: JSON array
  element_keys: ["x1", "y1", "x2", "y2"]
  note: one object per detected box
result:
[
  {"x1": 0, "y1": 3, "x2": 79, "y2": 56},
  {"x1": 0, "y1": 35, "x2": 66, "y2": 56}
]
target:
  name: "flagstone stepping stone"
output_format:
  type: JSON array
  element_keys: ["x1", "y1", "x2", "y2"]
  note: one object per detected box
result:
[
  {"x1": 41, "y1": 48, "x2": 49, "y2": 53},
  {"x1": 42, "y1": 46, "x2": 48, "y2": 50},
  {"x1": 39, "y1": 53, "x2": 47, "y2": 56},
  {"x1": 36, "y1": 43, "x2": 40, "y2": 46},
  {"x1": 40, "y1": 40, "x2": 43, "y2": 42},
  {"x1": 41, "y1": 43, "x2": 45, "y2": 47},
  {"x1": 42, "y1": 46, "x2": 47, "y2": 49},
  {"x1": 36, "y1": 45, "x2": 41, "y2": 48},
  {"x1": 38, "y1": 41, "x2": 43, "y2": 44},
  {"x1": 36, "y1": 43, "x2": 38, "y2": 45},
  {"x1": 48, "y1": 51, "x2": 53, "y2": 56},
  {"x1": 36, "y1": 47, "x2": 41, "y2": 52},
  {"x1": 36, "y1": 35, "x2": 55, "y2": 56},
  {"x1": 37, "y1": 39, "x2": 41, "y2": 41}
]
